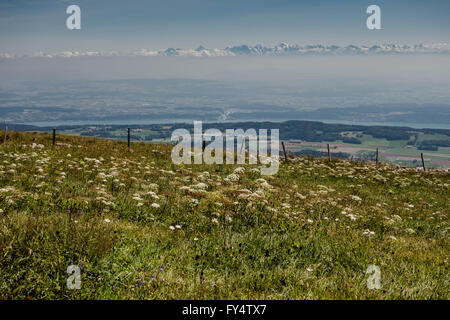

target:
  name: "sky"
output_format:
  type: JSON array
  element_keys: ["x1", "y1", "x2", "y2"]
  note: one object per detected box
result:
[{"x1": 1, "y1": 0, "x2": 450, "y2": 54}]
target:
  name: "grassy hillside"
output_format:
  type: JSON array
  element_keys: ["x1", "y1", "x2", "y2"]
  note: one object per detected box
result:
[{"x1": 0, "y1": 131, "x2": 448, "y2": 299}]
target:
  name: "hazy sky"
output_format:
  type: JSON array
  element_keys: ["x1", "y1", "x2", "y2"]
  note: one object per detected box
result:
[{"x1": 1, "y1": 0, "x2": 450, "y2": 54}]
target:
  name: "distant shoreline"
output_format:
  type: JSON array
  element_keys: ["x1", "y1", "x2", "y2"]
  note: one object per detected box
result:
[{"x1": 8, "y1": 118, "x2": 450, "y2": 131}]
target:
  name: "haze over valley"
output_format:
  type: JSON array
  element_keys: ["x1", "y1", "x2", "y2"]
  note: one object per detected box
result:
[{"x1": 1, "y1": 53, "x2": 450, "y2": 128}]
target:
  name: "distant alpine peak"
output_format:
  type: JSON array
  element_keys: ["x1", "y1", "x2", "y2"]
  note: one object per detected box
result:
[{"x1": 1, "y1": 42, "x2": 449, "y2": 59}]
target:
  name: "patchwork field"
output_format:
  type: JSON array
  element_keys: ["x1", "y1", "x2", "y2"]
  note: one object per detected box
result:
[
  {"x1": 0, "y1": 130, "x2": 448, "y2": 299},
  {"x1": 286, "y1": 133, "x2": 450, "y2": 168}
]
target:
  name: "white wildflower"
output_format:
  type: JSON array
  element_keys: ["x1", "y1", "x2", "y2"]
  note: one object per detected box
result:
[
  {"x1": 233, "y1": 167, "x2": 245, "y2": 175},
  {"x1": 226, "y1": 173, "x2": 239, "y2": 182}
]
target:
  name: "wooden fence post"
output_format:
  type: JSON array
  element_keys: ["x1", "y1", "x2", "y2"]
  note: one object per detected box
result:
[
  {"x1": 421, "y1": 153, "x2": 426, "y2": 171},
  {"x1": 202, "y1": 140, "x2": 206, "y2": 152},
  {"x1": 52, "y1": 128, "x2": 56, "y2": 146},
  {"x1": 3, "y1": 126, "x2": 7, "y2": 144},
  {"x1": 327, "y1": 143, "x2": 331, "y2": 161},
  {"x1": 127, "y1": 128, "x2": 130, "y2": 148},
  {"x1": 281, "y1": 141, "x2": 288, "y2": 161},
  {"x1": 376, "y1": 147, "x2": 379, "y2": 167}
]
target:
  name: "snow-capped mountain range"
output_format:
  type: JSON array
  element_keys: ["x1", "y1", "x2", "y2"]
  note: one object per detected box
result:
[{"x1": 2, "y1": 43, "x2": 449, "y2": 59}]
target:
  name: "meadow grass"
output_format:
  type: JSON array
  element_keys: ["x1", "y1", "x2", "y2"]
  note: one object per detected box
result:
[{"x1": 0, "y1": 130, "x2": 448, "y2": 299}]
